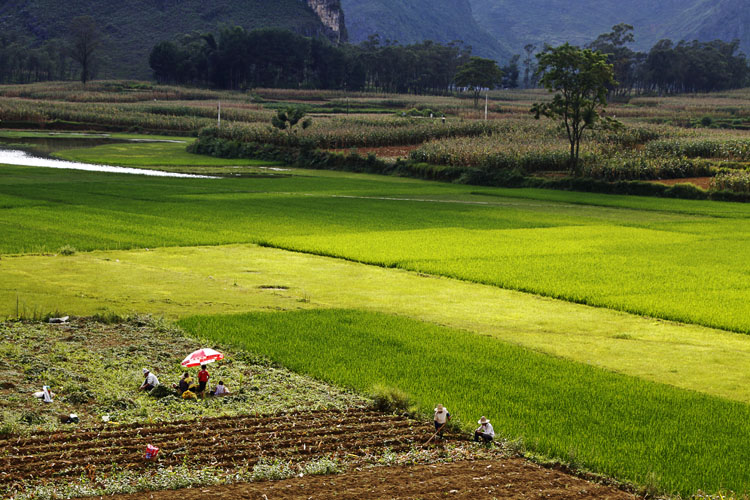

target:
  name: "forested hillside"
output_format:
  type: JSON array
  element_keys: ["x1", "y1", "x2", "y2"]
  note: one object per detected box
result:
[
  {"x1": 339, "y1": 0, "x2": 508, "y2": 61},
  {"x1": 341, "y1": 0, "x2": 750, "y2": 63},
  {"x1": 0, "y1": 0, "x2": 334, "y2": 79},
  {"x1": 2, "y1": 0, "x2": 748, "y2": 82},
  {"x1": 469, "y1": 0, "x2": 750, "y2": 56}
]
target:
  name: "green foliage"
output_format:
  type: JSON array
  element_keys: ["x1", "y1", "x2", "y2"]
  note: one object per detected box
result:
[
  {"x1": 532, "y1": 43, "x2": 617, "y2": 171},
  {"x1": 251, "y1": 459, "x2": 296, "y2": 481},
  {"x1": 180, "y1": 309, "x2": 750, "y2": 496},
  {"x1": 302, "y1": 457, "x2": 341, "y2": 476},
  {"x1": 271, "y1": 106, "x2": 312, "y2": 136},
  {"x1": 206, "y1": 118, "x2": 498, "y2": 149},
  {"x1": 68, "y1": 16, "x2": 102, "y2": 85},
  {"x1": 454, "y1": 57, "x2": 504, "y2": 108},
  {"x1": 711, "y1": 170, "x2": 750, "y2": 194},
  {"x1": 0, "y1": 318, "x2": 364, "y2": 432},
  {"x1": 148, "y1": 384, "x2": 174, "y2": 399},
  {"x1": 646, "y1": 138, "x2": 750, "y2": 161},
  {"x1": 57, "y1": 245, "x2": 77, "y2": 256},
  {"x1": 370, "y1": 384, "x2": 412, "y2": 413}
]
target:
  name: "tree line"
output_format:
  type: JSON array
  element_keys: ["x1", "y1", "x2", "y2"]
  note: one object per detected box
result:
[
  {"x1": 149, "y1": 27, "x2": 519, "y2": 93},
  {"x1": 2, "y1": 17, "x2": 748, "y2": 95},
  {"x1": 1, "y1": 16, "x2": 102, "y2": 85},
  {"x1": 0, "y1": 35, "x2": 74, "y2": 84},
  {"x1": 584, "y1": 24, "x2": 748, "y2": 94}
]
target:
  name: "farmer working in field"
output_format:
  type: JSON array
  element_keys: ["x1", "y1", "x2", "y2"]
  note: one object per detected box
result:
[
  {"x1": 433, "y1": 404, "x2": 451, "y2": 439},
  {"x1": 197, "y1": 364, "x2": 210, "y2": 398},
  {"x1": 139, "y1": 368, "x2": 159, "y2": 392},
  {"x1": 213, "y1": 380, "x2": 230, "y2": 396},
  {"x1": 172, "y1": 371, "x2": 196, "y2": 396},
  {"x1": 474, "y1": 416, "x2": 495, "y2": 443}
]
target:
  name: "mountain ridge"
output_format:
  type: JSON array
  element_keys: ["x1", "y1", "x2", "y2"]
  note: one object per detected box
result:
[{"x1": 0, "y1": 0, "x2": 341, "y2": 79}]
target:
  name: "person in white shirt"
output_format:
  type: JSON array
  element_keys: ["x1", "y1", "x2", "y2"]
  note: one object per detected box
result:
[
  {"x1": 213, "y1": 380, "x2": 230, "y2": 396},
  {"x1": 139, "y1": 368, "x2": 160, "y2": 392},
  {"x1": 474, "y1": 416, "x2": 495, "y2": 443},
  {"x1": 433, "y1": 404, "x2": 451, "y2": 439}
]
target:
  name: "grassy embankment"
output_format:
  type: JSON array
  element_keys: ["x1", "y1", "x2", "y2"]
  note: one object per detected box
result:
[{"x1": 180, "y1": 308, "x2": 750, "y2": 497}]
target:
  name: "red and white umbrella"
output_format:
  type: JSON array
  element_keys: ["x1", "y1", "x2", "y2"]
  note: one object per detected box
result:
[{"x1": 181, "y1": 348, "x2": 224, "y2": 367}]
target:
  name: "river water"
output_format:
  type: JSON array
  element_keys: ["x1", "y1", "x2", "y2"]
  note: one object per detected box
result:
[
  {"x1": 0, "y1": 136, "x2": 214, "y2": 178},
  {"x1": 0, "y1": 149, "x2": 215, "y2": 178}
]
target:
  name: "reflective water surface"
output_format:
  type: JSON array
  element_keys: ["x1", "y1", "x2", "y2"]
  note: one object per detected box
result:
[{"x1": 0, "y1": 149, "x2": 214, "y2": 178}]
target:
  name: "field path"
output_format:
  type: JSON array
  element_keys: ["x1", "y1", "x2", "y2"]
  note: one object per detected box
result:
[{"x1": 104, "y1": 459, "x2": 639, "y2": 500}]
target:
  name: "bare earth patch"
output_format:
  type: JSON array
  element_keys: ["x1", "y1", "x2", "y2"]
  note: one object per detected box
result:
[
  {"x1": 105, "y1": 459, "x2": 640, "y2": 500},
  {"x1": 328, "y1": 145, "x2": 420, "y2": 159}
]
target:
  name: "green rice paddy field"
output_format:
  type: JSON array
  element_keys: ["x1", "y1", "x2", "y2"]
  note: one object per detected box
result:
[
  {"x1": 2, "y1": 147, "x2": 750, "y2": 495},
  {"x1": 2, "y1": 163, "x2": 749, "y2": 333},
  {"x1": 181, "y1": 309, "x2": 750, "y2": 496}
]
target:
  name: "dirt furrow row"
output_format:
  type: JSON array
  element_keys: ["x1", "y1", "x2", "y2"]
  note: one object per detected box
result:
[
  {"x1": 4, "y1": 419, "x2": 417, "y2": 457},
  {"x1": 0, "y1": 410, "x2": 405, "y2": 447}
]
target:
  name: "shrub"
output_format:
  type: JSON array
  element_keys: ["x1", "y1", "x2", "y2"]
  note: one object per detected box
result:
[
  {"x1": 302, "y1": 457, "x2": 341, "y2": 476},
  {"x1": 710, "y1": 169, "x2": 750, "y2": 194},
  {"x1": 58, "y1": 245, "x2": 76, "y2": 256},
  {"x1": 664, "y1": 183, "x2": 707, "y2": 200},
  {"x1": 370, "y1": 384, "x2": 412, "y2": 413},
  {"x1": 149, "y1": 384, "x2": 174, "y2": 399},
  {"x1": 64, "y1": 386, "x2": 96, "y2": 404},
  {"x1": 251, "y1": 459, "x2": 295, "y2": 481}
]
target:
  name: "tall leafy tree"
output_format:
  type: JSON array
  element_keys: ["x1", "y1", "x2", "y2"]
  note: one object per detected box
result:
[
  {"x1": 501, "y1": 54, "x2": 520, "y2": 88},
  {"x1": 454, "y1": 56, "x2": 503, "y2": 108},
  {"x1": 523, "y1": 43, "x2": 536, "y2": 88},
  {"x1": 272, "y1": 106, "x2": 312, "y2": 139},
  {"x1": 68, "y1": 16, "x2": 102, "y2": 84},
  {"x1": 588, "y1": 24, "x2": 636, "y2": 95},
  {"x1": 531, "y1": 43, "x2": 617, "y2": 172}
]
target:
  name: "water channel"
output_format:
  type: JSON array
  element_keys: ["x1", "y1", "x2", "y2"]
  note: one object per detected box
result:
[{"x1": 0, "y1": 135, "x2": 214, "y2": 179}]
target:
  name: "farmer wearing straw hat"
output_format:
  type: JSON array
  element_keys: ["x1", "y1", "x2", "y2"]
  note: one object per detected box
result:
[
  {"x1": 474, "y1": 416, "x2": 495, "y2": 443},
  {"x1": 433, "y1": 404, "x2": 451, "y2": 439}
]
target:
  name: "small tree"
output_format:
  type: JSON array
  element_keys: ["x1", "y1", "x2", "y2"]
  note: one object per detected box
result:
[
  {"x1": 68, "y1": 16, "x2": 101, "y2": 84},
  {"x1": 454, "y1": 56, "x2": 503, "y2": 108},
  {"x1": 271, "y1": 106, "x2": 312, "y2": 137},
  {"x1": 531, "y1": 43, "x2": 617, "y2": 172}
]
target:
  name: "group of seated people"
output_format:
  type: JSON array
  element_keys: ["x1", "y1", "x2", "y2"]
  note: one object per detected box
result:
[
  {"x1": 139, "y1": 366, "x2": 230, "y2": 399},
  {"x1": 172, "y1": 368, "x2": 230, "y2": 399}
]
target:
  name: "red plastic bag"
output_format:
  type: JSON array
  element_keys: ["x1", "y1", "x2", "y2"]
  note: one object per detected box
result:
[{"x1": 145, "y1": 444, "x2": 160, "y2": 459}]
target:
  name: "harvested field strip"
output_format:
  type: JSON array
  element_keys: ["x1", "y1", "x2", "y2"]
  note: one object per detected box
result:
[
  {"x1": 4, "y1": 422, "x2": 417, "y2": 463},
  {"x1": 0, "y1": 409, "x2": 424, "y2": 483},
  {"x1": 0, "y1": 410, "x2": 399, "y2": 448},
  {"x1": 104, "y1": 459, "x2": 639, "y2": 500}
]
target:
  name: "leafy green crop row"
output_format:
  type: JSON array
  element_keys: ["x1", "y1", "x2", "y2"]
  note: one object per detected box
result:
[
  {"x1": 180, "y1": 309, "x2": 750, "y2": 496},
  {"x1": 209, "y1": 117, "x2": 499, "y2": 149}
]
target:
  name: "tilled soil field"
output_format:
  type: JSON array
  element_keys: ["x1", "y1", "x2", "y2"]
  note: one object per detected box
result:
[
  {"x1": 0, "y1": 409, "x2": 424, "y2": 484},
  {"x1": 105, "y1": 459, "x2": 640, "y2": 500}
]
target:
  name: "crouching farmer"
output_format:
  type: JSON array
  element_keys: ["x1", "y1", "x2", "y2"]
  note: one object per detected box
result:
[
  {"x1": 474, "y1": 416, "x2": 494, "y2": 443},
  {"x1": 139, "y1": 368, "x2": 159, "y2": 392}
]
